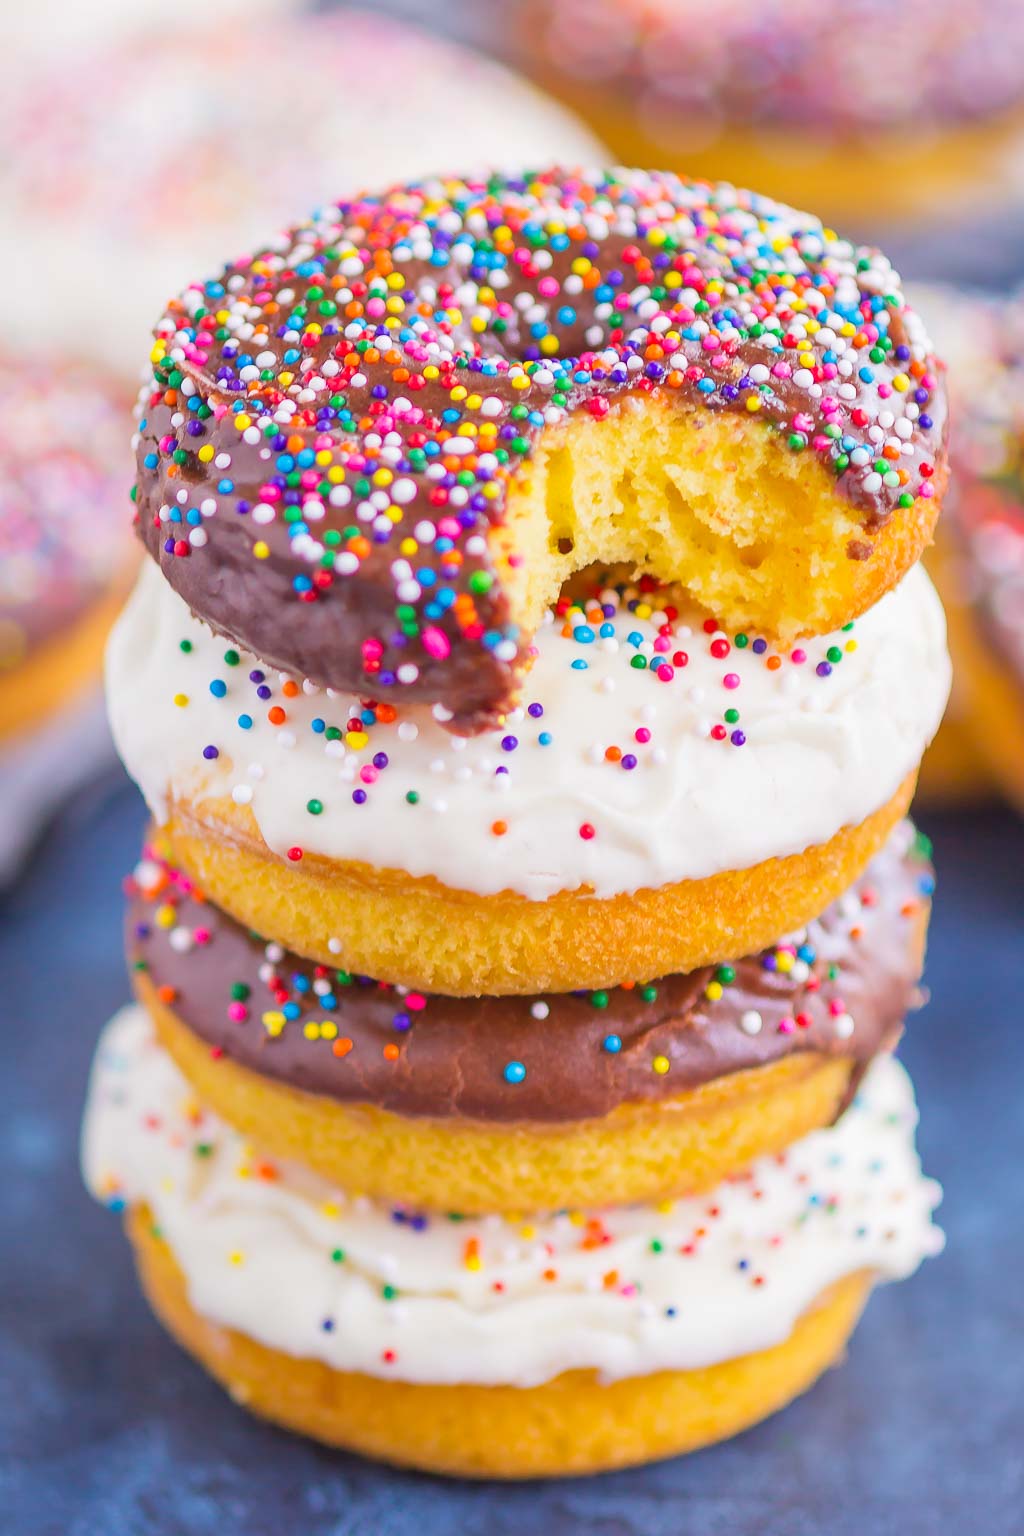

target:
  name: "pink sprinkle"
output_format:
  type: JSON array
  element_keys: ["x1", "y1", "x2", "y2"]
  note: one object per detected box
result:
[
  {"x1": 723, "y1": 673, "x2": 740, "y2": 690},
  {"x1": 421, "y1": 626, "x2": 451, "y2": 659}
]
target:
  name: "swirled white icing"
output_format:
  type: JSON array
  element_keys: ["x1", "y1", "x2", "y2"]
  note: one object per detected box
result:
[
  {"x1": 82, "y1": 1006, "x2": 943, "y2": 1388},
  {"x1": 106, "y1": 558, "x2": 950, "y2": 899}
]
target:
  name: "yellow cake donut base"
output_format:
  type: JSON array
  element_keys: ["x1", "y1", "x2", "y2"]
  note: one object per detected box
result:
[
  {"x1": 163, "y1": 772, "x2": 916, "y2": 995},
  {"x1": 128, "y1": 1204, "x2": 871, "y2": 1479},
  {"x1": 0, "y1": 587, "x2": 129, "y2": 742},
  {"x1": 501, "y1": 392, "x2": 941, "y2": 649},
  {"x1": 141, "y1": 977, "x2": 859, "y2": 1214}
]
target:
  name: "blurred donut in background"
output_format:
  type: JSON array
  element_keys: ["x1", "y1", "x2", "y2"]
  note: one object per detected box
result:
[
  {"x1": 0, "y1": 7, "x2": 605, "y2": 381},
  {"x1": 0, "y1": 357, "x2": 136, "y2": 743},
  {"x1": 512, "y1": 0, "x2": 1024, "y2": 233},
  {"x1": 917, "y1": 285, "x2": 1024, "y2": 815}
]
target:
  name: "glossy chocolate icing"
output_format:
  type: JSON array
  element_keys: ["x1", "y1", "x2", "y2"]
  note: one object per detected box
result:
[
  {"x1": 134, "y1": 170, "x2": 946, "y2": 730},
  {"x1": 126, "y1": 823, "x2": 932, "y2": 1124}
]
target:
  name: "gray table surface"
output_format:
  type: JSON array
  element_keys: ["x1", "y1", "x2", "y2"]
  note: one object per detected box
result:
[{"x1": 1, "y1": 775, "x2": 1022, "y2": 1535}]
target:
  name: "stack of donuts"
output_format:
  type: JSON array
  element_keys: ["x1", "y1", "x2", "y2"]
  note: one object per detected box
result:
[{"x1": 84, "y1": 169, "x2": 952, "y2": 1477}]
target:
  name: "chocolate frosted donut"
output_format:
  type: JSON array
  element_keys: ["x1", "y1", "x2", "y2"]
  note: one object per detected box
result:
[
  {"x1": 126, "y1": 823, "x2": 932, "y2": 1125},
  {"x1": 135, "y1": 169, "x2": 947, "y2": 730}
]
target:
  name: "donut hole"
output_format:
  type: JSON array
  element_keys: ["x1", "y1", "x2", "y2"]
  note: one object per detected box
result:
[{"x1": 499, "y1": 393, "x2": 875, "y2": 644}]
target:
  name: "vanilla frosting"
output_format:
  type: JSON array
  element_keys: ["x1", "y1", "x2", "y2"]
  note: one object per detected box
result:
[
  {"x1": 82, "y1": 1006, "x2": 943, "y2": 1388},
  {"x1": 107, "y1": 559, "x2": 950, "y2": 899}
]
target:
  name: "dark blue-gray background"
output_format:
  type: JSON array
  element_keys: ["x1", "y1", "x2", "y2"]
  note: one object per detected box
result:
[{"x1": 2, "y1": 773, "x2": 1022, "y2": 1536}]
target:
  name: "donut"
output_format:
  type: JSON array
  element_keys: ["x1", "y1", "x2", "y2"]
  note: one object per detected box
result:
[
  {"x1": 6, "y1": 0, "x2": 296, "y2": 59},
  {"x1": 0, "y1": 12, "x2": 603, "y2": 379},
  {"x1": 125, "y1": 822, "x2": 932, "y2": 1213},
  {"x1": 83, "y1": 1006, "x2": 942, "y2": 1478},
  {"x1": 0, "y1": 355, "x2": 136, "y2": 742},
  {"x1": 107, "y1": 557, "x2": 949, "y2": 994},
  {"x1": 913, "y1": 286, "x2": 1024, "y2": 813},
  {"x1": 513, "y1": 1, "x2": 1024, "y2": 229},
  {"x1": 133, "y1": 169, "x2": 946, "y2": 731},
  {"x1": 915, "y1": 703, "x2": 993, "y2": 807}
]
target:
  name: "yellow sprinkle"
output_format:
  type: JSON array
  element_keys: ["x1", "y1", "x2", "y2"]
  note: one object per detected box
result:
[
  {"x1": 303, "y1": 1022, "x2": 321, "y2": 1041},
  {"x1": 464, "y1": 1254, "x2": 482, "y2": 1272},
  {"x1": 155, "y1": 903, "x2": 176, "y2": 930},
  {"x1": 197, "y1": 444, "x2": 214, "y2": 463},
  {"x1": 321, "y1": 1201, "x2": 341, "y2": 1220},
  {"x1": 279, "y1": 372, "x2": 294, "y2": 388},
  {"x1": 653, "y1": 1055, "x2": 671, "y2": 1075},
  {"x1": 745, "y1": 395, "x2": 762, "y2": 412},
  {"x1": 173, "y1": 693, "x2": 189, "y2": 708},
  {"x1": 228, "y1": 1250, "x2": 245, "y2": 1267},
  {"x1": 704, "y1": 981, "x2": 724, "y2": 1002},
  {"x1": 262, "y1": 1011, "x2": 286, "y2": 1037},
  {"x1": 321, "y1": 1022, "x2": 338, "y2": 1041},
  {"x1": 234, "y1": 414, "x2": 251, "y2": 431},
  {"x1": 346, "y1": 730, "x2": 368, "y2": 750},
  {"x1": 253, "y1": 541, "x2": 270, "y2": 560}
]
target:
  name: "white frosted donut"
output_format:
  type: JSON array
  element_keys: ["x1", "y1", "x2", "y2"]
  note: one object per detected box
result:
[
  {"x1": 106, "y1": 558, "x2": 950, "y2": 901},
  {"x1": 83, "y1": 1006, "x2": 942, "y2": 1389}
]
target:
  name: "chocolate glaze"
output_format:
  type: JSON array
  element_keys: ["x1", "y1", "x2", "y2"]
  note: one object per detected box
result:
[
  {"x1": 126, "y1": 823, "x2": 932, "y2": 1124},
  {"x1": 134, "y1": 170, "x2": 946, "y2": 731}
]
